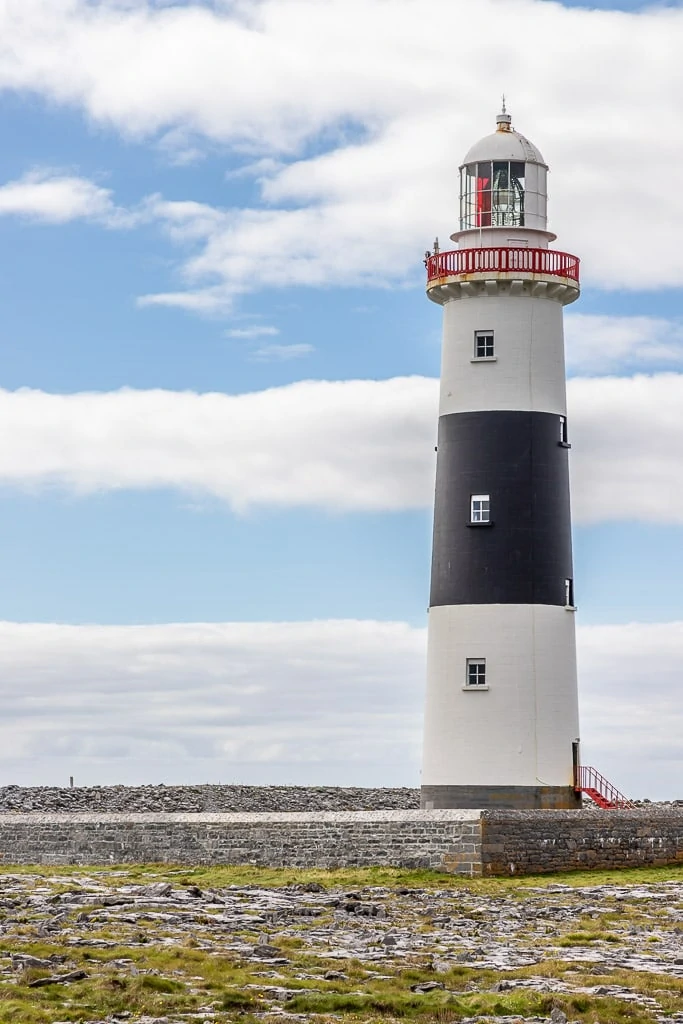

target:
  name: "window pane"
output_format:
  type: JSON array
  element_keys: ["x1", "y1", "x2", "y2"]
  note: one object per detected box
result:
[
  {"x1": 466, "y1": 164, "x2": 478, "y2": 192},
  {"x1": 459, "y1": 167, "x2": 468, "y2": 227},
  {"x1": 475, "y1": 331, "x2": 494, "y2": 358},
  {"x1": 466, "y1": 659, "x2": 486, "y2": 686},
  {"x1": 510, "y1": 161, "x2": 525, "y2": 188},
  {"x1": 476, "y1": 161, "x2": 492, "y2": 227},
  {"x1": 491, "y1": 159, "x2": 525, "y2": 227},
  {"x1": 462, "y1": 165, "x2": 479, "y2": 229}
]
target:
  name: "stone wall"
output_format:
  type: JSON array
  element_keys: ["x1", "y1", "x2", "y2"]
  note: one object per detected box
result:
[
  {"x1": 0, "y1": 785, "x2": 420, "y2": 814},
  {"x1": 2, "y1": 807, "x2": 683, "y2": 877},
  {"x1": 481, "y1": 809, "x2": 683, "y2": 875},
  {"x1": 0, "y1": 810, "x2": 482, "y2": 875}
]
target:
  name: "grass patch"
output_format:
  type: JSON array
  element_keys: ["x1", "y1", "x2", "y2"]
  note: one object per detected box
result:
[
  {"x1": 557, "y1": 931, "x2": 622, "y2": 946},
  {"x1": 284, "y1": 989, "x2": 656, "y2": 1022},
  {"x1": 0, "y1": 974, "x2": 199, "y2": 1024},
  {"x1": 4, "y1": 861, "x2": 683, "y2": 892}
]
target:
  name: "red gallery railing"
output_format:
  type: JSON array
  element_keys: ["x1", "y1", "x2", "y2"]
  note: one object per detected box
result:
[
  {"x1": 574, "y1": 765, "x2": 634, "y2": 810},
  {"x1": 426, "y1": 247, "x2": 580, "y2": 284}
]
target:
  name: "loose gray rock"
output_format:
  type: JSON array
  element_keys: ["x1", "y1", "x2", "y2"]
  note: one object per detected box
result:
[
  {"x1": 28, "y1": 969, "x2": 88, "y2": 988},
  {"x1": 550, "y1": 1008, "x2": 568, "y2": 1023}
]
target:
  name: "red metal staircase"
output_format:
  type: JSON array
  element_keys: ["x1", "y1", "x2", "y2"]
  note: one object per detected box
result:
[{"x1": 574, "y1": 765, "x2": 634, "y2": 809}]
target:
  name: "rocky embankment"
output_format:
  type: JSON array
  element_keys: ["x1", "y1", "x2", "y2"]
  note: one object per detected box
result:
[
  {"x1": 0, "y1": 784, "x2": 421, "y2": 813},
  {"x1": 1, "y1": 784, "x2": 682, "y2": 814}
]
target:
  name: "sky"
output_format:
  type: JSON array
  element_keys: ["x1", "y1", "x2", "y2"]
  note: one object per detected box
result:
[{"x1": 0, "y1": 0, "x2": 682, "y2": 798}]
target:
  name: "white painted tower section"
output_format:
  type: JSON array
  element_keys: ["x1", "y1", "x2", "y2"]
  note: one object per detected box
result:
[
  {"x1": 423, "y1": 606, "x2": 579, "y2": 788},
  {"x1": 439, "y1": 295, "x2": 568, "y2": 417},
  {"x1": 421, "y1": 109, "x2": 581, "y2": 808}
]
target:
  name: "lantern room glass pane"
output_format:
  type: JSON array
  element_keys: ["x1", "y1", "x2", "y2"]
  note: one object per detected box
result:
[
  {"x1": 510, "y1": 162, "x2": 525, "y2": 186},
  {"x1": 460, "y1": 164, "x2": 482, "y2": 230},
  {"x1": 524, "y1": 162, "x2": 538, "y2": 193},
  {"x1": 491, "y1": 160, "x2": 525, "y2": 227},
  {"x1": 476, "y1": 161, "x2": 492, "y2": 227}
]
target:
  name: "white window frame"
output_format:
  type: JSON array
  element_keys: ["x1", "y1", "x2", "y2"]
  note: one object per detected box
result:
[
  {"x1": 565, "y1": 577, "x2": 575, "y2": 609},
  {"x1": 473, "y1": 330, "x2": 495, "y2": 361},
  {"x1": 470, "y1": 493, "x2": 490, "y2": 523},
  {"x1": 465, "y1": 658, "x2": 488, "y2": 690}
]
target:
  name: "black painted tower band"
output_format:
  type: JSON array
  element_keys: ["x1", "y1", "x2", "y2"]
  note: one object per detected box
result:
[{"x1": 430, "y1": 410, "x2": 573, "y2": 608}]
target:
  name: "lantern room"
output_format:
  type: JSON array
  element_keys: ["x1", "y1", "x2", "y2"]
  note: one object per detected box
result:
[{"x1": 455, "y1": 108, "x2": 550, "y2": 240}]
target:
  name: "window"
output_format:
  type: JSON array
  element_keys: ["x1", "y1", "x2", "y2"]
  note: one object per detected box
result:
[
  {"x1": 559, "y1": 416, "x2": 569, "y2": 445},
  {"x1": 470, "y1": 494, "x2": 490, "y2": 523},
  {"x1": 466, "y1": 659, "x2": 487, "y2": 688},
  {"x1": 474, "y1": 330, "x2": 495, "y2": 359},
  {"x1": 565, "y1": 578, "x2": 574, "y2": 608},
  {"x1": 458, "y1": 160, "x2": 525, "y2": 230}
]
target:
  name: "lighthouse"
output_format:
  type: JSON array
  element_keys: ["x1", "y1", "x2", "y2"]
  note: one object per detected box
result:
[{"x1": 421, "y1": 108, "x2": 581, "y2": 810}]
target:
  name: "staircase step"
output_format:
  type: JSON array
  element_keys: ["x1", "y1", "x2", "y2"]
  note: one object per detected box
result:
[{"x1": 583, "y1": 787, "x2": 614, "y2": 809}]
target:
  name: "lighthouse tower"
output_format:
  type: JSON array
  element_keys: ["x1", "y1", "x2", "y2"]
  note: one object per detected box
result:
[{"x1": 421, "y1": 108, "x2": 581, "y2": 810}]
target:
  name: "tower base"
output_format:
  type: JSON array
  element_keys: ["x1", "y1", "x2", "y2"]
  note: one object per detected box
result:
[{"x1": 421, "y1": 785, "x2": 581, "y2": 810}]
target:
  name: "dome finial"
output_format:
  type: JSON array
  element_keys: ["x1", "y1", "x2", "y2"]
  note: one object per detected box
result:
[{"x1": 496, "y1": 95, "x2": 512, "y2": 132}]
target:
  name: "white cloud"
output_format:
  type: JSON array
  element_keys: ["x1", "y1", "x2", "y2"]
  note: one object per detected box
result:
[
  {"x1": 225, "y1": 158, "x2": 284, "y2": 181},
  {"x1": 251, "y1": 343, "x2": 314, "y2": 362},
  {"x1": 578, "y1": 620, "x2": 683, "y2": 801},
  {"x1": 0, "y1": 371, "x2": 682, "y2": 523},
  {"x1": 0, "y1": 170, "x2": 122, "y2": 225},
  {"x1": 137, "y1": 285, "x2": 237, "y2": 314},
  {"x1": 0, "y1": 615, "x2": 681, "y2": 800},
  {"x1": 156, "y1": 127, "x2": 205, "y2": 167},
  {"x1": 565, "y1": 315, "x2": 683, "y2": 375},
  {"x1": 0, "y1": 618, "x2": 424, "y2": 786},
  {"x1": 225, "y1": 325, "x2": 280, "y2": 339},
  {"x1": 0, "y1": 1, "x2": 682, "y2": 297},
  {"x1": 140, "y1": 196, "x2": 224, "y2": 242},
  {"x1": 0, "y1": 378, "x2": 435, "y2": 513},
  {"x1": 569, "y1": 372, "x2": 683, "y2": 525}
]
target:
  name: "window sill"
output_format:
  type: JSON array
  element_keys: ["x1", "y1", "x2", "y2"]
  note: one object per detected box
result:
[
  {"x1": 565, "y1": 605, "x2": 578, "y2": 612},
  {"x1": 471, "y1": 356, "x2": 497, "y2": 363},
  {"x1": 462, "y1": 685, "x2": 490, "y2": 692},
  {"x1": 558, "y1": 441, "x2": 572, "y2": 449},
  {"x1": 467, "y1": 520, "x2": 494, "y2": 528}
]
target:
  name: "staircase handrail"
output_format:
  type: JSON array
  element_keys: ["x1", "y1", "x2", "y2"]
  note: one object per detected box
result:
[{"x1": 574, "y1": 764, "x2": 634, "y2": 809}]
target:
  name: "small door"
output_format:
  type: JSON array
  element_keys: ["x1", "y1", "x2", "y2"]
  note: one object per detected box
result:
[{"x1": 572, "y1": 740, "x2": 581, "y2": 787}]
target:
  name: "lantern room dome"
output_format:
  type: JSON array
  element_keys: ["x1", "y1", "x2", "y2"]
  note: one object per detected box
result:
[{"x1": 461, "y1": 117, "x2": 546, "y2": 168}]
